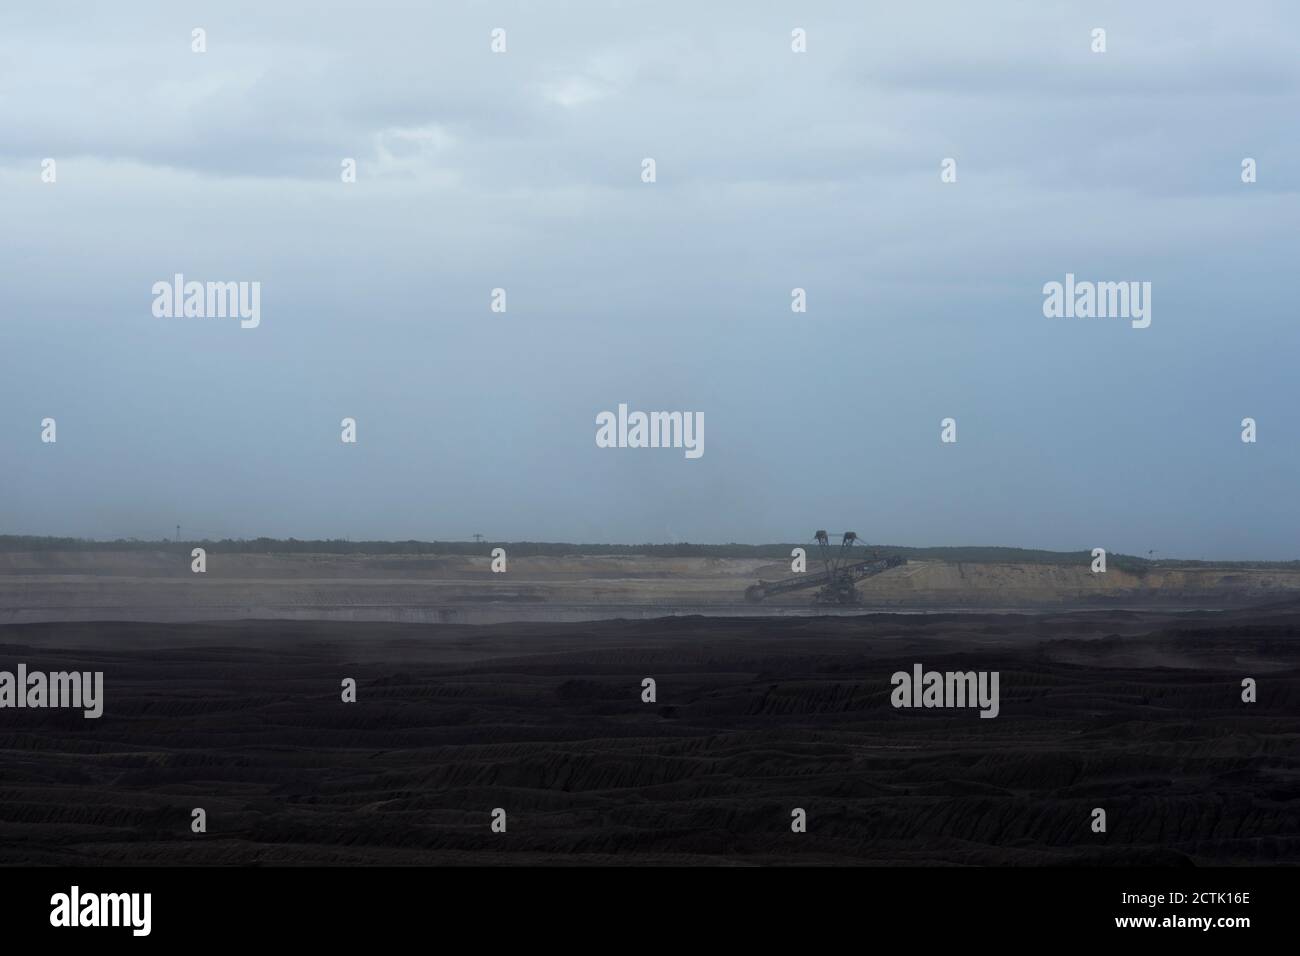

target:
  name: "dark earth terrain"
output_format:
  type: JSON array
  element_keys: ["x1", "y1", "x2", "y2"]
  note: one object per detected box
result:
[{"x1": 1, "y1": 604, "x2": 1297, "y2": 865}]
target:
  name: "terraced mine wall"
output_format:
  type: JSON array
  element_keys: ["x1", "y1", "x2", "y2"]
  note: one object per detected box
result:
[{"x1": 2, "y1": 551, "x2": 1300, "y2": 623}]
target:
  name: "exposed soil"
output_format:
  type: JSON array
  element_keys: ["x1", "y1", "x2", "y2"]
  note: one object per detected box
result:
[
  {"x1": 4, "y1": 551, "x2": 1300, "y2": 624},
  {"x1": 0, "y1": 602, "x2": 1296, "y2": 865}
]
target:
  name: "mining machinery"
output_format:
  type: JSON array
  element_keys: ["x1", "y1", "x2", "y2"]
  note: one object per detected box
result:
[{"x1": 744, "y1": 530, "x2": 905, "y2": 605}]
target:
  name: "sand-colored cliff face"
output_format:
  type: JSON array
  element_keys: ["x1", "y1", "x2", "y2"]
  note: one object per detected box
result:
[
  {"x1": 851, "y1": 560, "x2": 1300, "y2": 606},
  {"x1": 2, "y1": 550, "x2": 1299, "y2": 623}
]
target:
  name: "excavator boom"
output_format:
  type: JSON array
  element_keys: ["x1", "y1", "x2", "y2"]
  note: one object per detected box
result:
[{"x1": 745, "y1": 532, "x2": 904, "y2": 604}]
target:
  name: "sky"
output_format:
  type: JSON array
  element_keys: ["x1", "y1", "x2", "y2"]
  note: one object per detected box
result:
[{"x1": 2, "y1": 1, "x2": 1298, "y2": 558}]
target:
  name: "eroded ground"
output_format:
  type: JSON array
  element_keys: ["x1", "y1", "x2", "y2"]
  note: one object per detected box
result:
[
  {"x1": 4, "y1": 551, "x2": 1300, "y2": 623},
  {"x1": 0, "y1": 603, "x2": 1296, "y2": 865}
]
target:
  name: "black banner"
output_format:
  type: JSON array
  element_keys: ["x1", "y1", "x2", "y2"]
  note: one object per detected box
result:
[{"x1": 1, "y1": 866, "x2": 1283, "y2": 944}]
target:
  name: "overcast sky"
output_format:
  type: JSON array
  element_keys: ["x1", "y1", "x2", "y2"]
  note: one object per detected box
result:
[{"x1": 3, "y1": 1, "x2": 1298, "y2": 558}]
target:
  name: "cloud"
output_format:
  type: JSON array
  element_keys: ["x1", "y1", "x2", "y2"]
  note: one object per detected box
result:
[{"x1": 2, "y1": 1, "x2": 1298, "y2": 556}]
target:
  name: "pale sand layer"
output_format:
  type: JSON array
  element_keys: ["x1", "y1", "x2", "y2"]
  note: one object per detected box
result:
[{"x1": 2, "y1": 550, "x2": 1299, "y2": 623}]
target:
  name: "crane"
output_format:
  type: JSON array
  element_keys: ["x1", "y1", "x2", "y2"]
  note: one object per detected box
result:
[{"x1": 744, "y1": 530, "x2": 905, "y2": 605}]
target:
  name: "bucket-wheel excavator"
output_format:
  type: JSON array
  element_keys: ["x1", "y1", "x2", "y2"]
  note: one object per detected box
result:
[{"x1": 744, "y1": 530, "x2": 904, "y2": 605}]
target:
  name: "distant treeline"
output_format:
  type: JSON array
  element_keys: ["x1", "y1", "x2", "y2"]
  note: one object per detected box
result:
[{"x1": 1, "y1": 535, "x2": 1296, "y2": 571}]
